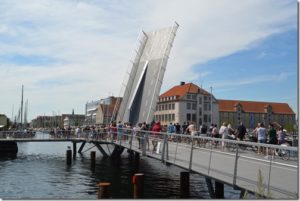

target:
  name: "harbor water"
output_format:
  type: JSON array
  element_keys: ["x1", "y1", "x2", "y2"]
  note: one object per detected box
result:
[{"x1": 0, "y1": 133, "x2": 243, "y2": 199}]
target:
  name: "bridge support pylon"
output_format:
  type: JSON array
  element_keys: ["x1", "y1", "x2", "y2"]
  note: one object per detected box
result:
[
  {"x1": 73, "y1": 142, "x2": 77, "y2": 158},
  {"x1": 78, "y1": 141, "x2": 86, "y2": 153},
  {"x1": 215, "y1": 181, "x2": 224, "y2": 198},
  {"x1": 66, "y1": 149, "x2": 72, "y2": 165},
  {"x1": 180, "y1": 171, "x2": 190, "y2": 198},
  {"x1": 111, "y1": 145, "x2": 125, "y2": 158}
]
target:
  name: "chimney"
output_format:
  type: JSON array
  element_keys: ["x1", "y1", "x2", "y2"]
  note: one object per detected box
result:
[{"x1": 180, "y1": 81, "x2": 185, "y2": 86}]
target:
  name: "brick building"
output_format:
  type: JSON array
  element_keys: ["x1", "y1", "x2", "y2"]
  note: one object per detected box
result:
[{"x1": 218, "y1": 99, "x2": 296, "y2": 130}]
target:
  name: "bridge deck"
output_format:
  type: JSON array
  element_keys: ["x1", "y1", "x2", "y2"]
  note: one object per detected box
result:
[{"x1": 0, "y1": 131, "x2": 298, "y2": 199}]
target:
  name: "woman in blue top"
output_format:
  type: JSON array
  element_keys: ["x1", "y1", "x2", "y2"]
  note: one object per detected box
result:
[{"x1": 254, "y1": 123, "x2": 267, "y2": 155}]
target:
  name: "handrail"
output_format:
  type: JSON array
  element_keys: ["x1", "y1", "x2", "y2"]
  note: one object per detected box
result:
[
  {"x1": 0, "y1": 128, "x2": 298, "y2": 198},
  {"x1": 0, "y1": 129, "x2": 298, "y2": 151}
]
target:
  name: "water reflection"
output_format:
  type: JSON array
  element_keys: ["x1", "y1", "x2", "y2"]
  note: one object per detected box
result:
[{"x1": 0, "y1": 136, "x2": 244, "y2": 199}]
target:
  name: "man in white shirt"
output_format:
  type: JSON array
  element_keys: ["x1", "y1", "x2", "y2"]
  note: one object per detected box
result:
[{"x1": 219, "y1": 122, "x2": 229, "y2": 150}]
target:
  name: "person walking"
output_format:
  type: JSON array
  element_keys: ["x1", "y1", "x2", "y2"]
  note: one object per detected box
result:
[
  {"x1": 227, "y1": 123, "x2": 235, "y2": 139},
  {"x1": 167, "y1": 122, "x2": 175, "y2": 141},
  {"x1": 117, "y1": 121, "x2": 123, "y2": 143},
  {"x1": 277, "y1": 126, "x2": 286, "y2": 145},
  {"x1": 211, "y1": 124, "x2": 219, "y2": 147},
  {"x1": 254, "y1": 123, "x2": 267, "y2": 155},
  {"x1": 237, "y1": 122, "x2": 246, "y2": 141},
  {"x1": 266, "y1": 123, "x2": 277, "y2": 159},
  {"x1": 186, "y1": 122, "x2": 197, "y2": 136},
  {"x1": 151, "y1": 121, "x2": 161, "y2": 152},
  {"x1": 219, "y1": 122, "x2": 229, "y2": 151},
  {"x1": 75, "y1": 126, "x2": 81, "y2": 138},
  {"x1": 186, "y1": 122, "x2": 197, "y2": 145},
  {"x1": 133, "y1": 123, "x2": 142, "y2": 149}
]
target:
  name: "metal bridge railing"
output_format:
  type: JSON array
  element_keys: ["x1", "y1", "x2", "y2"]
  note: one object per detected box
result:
[{"x1": 0, "y1": 129, "x2": 298, "y2": 198}]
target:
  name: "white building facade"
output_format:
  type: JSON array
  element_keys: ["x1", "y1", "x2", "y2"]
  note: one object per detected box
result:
[{"x1": 154, "y1": 82, "x2": 219, "y2": 129}]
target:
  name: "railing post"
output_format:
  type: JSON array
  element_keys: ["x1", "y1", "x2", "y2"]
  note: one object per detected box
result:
[
  {"x1": 267, "y1": 155, "x2": 273, "y2": 195},
  {"x1": 207, "y1": 139, "x2": 213, "y2": 175},
  {"x1": 189, "y1": 136, "x2": 194, "y2": 170},
  {"x1": 166, "y1": 134, "x2": 169, "y2": 160},
  {"x1": 130, "y1": 130, "x2": 133, "y2": 150},
  {"x1": 233, "y1": 143, "x2": 239, "y2": 186},
  {"x1": 174, "y1": 136, "x2": 179, "y2": 163},
  {"x1": 161, "y1": 134, "x2": 167, "y2": 162},
  {"x1": 142, "y1": 133, "x2": 147, "y2": 156}
]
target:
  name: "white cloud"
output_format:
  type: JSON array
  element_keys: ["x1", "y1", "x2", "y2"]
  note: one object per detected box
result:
[
  {"x1": 0, "y1": 0, "x2": 296, "y2": 120},
  {"x1": 211, "y1": 72, "x2": 294, "y2": 89}
]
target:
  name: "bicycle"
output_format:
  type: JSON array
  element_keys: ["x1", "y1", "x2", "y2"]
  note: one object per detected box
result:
[{"x1": 277, "y1": 143, "x2": 290, "y2": 160}]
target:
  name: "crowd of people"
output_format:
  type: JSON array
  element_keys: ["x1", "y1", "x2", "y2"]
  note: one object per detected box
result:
[{"x1": 50, "y1": 120, "x2": 289, "y2": 158}]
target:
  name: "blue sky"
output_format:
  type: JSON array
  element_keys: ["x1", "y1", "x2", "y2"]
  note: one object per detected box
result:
[
  {"x1": 196, "y1": 29, "x2": 297, "y2": 109},
  {"x1": 0, "y1": 0, "x2": 297, "y2": 121}
]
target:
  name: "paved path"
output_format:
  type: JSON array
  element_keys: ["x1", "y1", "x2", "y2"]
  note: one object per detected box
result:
[
  {"x1": 117, "y1": 136, "x2": 298, "y2": 199},
  {"x1": 1, "y1": 132, "x2": 298, "y2": 199}
]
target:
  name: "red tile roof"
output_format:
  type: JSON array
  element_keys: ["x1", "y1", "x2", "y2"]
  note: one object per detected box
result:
[
  {"x1": 160, "y1": 83, "x2": 210, "y2": 99},
  {"x1": 218, "y1": 99, "x2": 295, "y2": 115}
]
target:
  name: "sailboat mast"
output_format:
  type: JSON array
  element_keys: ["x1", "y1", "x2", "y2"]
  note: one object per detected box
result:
[
  {"x1": 20, "y1": 85, "x2": 24, "y2": 129},
  {"x1": 24, "y1": 99, "x2": 28, "y2": 127}
]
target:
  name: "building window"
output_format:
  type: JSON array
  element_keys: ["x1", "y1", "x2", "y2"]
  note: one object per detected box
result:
[
  {"x1": 172, "y1": 114, "x2": 175, "y2": 121},
  {"x1": 204, "y1": 103, "x2": 208, "y2": 111},
  {"x1": 204, "y1": 96, "x2": 207, "y2": 101},
  {"x1": 187, "y1": 94, "x2": 191, "y2": 99},
  {"x1": 192, "y1": 114, "x2": 196, "y2": 122},
  {"x1": 162, "y1": 114, "x2": 164, "y2": 121},
  {"x1": 199, "y1": 118, "x2": 202, "y2": 125},
  {"x1": 187, "y1": 113, "x2": 191, "y2": 121},
  {"x1": 199, "y1": 107, "x2": 202, "y2": 115},
  {"x1": 187, "y1": 102, "x2": 191, "y2": 110},
  {"x1": 168, "y1": 114, "x2": 171, "y2": 122},
  {"x1": 192, "y1": 103, "x2": 196, "y2": 110},
  {"x1": 199, "y1": 96, "x2": 202, "y2": 104},
  {"x1": 172, "y1": 103, "x2": 175, "y2": 110},
  {"x1": 169, "y1": 104, "x2": 172, "y2": 110},
  {"x1": 192, "y1": 94, "x2": 196, "y2": 100},
  {"x1": 204, "y1": 114, "x2": 208, "y2": 123},
  {"x1": 165, "y1": 114, "x2": 168, "y2": 121}
]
